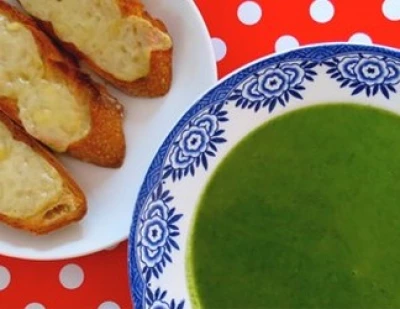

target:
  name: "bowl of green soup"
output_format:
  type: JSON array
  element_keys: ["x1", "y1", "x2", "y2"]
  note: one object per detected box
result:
[{"x1": 129, "y1": 43, "x2": 400, "y2": 309}]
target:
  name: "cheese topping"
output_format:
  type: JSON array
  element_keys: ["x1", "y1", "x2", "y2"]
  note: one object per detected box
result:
[
  {"x1": 0, "y1": 15, "x2": 91, "y2": 152},
  {"x1": 0, "y1": 122, "x2": 63, "y2": 219},
  {"x1": 20, "y1": 0, "x2": 173, "y2": 81}
]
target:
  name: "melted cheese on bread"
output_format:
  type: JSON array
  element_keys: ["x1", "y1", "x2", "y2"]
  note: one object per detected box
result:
[
  {"x1": 0, "y1": 122, "x2": 63, "y2": 219},
  {"x1": 0, "y1": 15, "x2": 91, "y2": 152},
  {"x1": 20, "y1": 0, "x2": 173, "y2": 81}
]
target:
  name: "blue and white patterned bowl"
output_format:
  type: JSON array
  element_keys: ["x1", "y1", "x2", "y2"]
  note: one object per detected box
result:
[{"x1": 128, "y1": 43, "x2": 400, "y2": 309}]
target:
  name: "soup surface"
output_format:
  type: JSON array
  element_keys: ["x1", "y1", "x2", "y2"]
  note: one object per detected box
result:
[{"x1": 187, "y1": 104, "x2": 400, "y2": 309}]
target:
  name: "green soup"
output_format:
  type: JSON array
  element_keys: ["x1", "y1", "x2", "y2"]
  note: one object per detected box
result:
[{"x1": 187, "y1": 104, "x2": 400, "y2": 309}]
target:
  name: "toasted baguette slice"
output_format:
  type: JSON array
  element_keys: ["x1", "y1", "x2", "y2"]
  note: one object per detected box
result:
[
  {"x1": 0, "y1": 111, "x2": 87, "y2": 235},
  {"x1": 0, "y1": 1, "x2": 126, "y2": 168},
  {"x1": 19, "y1": 0, "x2": 173, "y2": 97}
]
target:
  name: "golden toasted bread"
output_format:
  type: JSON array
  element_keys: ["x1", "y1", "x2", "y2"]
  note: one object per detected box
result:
[
  {"x1": 0, "y1": 1, "x2": 126, "y2": 168},
  {"x1": 0, "y1": 111, "x2": 87, "y2": 235},
  {"x1": 19, "y1": 0, "x2": 173, "y2": 97}
]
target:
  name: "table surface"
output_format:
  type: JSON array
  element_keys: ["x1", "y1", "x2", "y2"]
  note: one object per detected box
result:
[{"x1": 1, "y1": 0, "x2": 400, "y2": 308}]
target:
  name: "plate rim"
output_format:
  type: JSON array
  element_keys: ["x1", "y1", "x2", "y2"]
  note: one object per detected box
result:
[{"x1": 128, "y1": 42, "x2": 400, "y2": 308}]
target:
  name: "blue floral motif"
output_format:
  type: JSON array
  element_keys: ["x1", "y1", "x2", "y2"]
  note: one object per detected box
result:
[
  {"x1": 168, "y1": 147, "x2": 194, "y2": 170},
  {"x1": 163, "y1": 102, "x2": 228, "y2": 181},
  {"x1": 141, "y1": 216, "x2": 169, "y2": 250},
  {"x1": 141, "y1": 246, "x2": 165, "y2": 269},
  {"x1": 242, "y1": 77, "x2": 264, "y2": 101},
  {"x1": 324, "y1": 55, "x2": 400, "y2": 99},
  {"x1": 193, "y1": 114, "x2": 219, "y2": 135},
  {"x1": 131, "y1": 45, "x2": 400, "y2": 309},
  {"x1": 227, "y1": 61, "x2": 317, "y2": 113},
  {"x1": 138, "y1": 184, "x2": 182, "y2": 282},
  {"x1": 146, "y1": 288, "x2": 185, "y2": 309},
  {"x1": 337, "y1": 56, "x2": 358, "y2": 80},
  {"x1": 178, "y1": 127, "x2": 210, "y2": 158},
  {"x1": 257, "y1": 68, "x2": 290, "y2": 98},
  {"x1": 354, "y1": 57, "x2": 389, "y2": 85}
]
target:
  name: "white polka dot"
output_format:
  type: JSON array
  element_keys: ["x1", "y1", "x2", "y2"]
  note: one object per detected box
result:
[
  {"x1": 59, "y1": 264, "x2": 84, "y2": 289},
  {"x1": 237, "y1": 1, "x2": 263, "y2": 26},
  {"x1": 383, "y1": 0, "x2": 400, "y2": 21},
  {"x1": 98, "y1": 301, "x2": 121, "y2": 309},
  {"x1": 211, "y1": 38, "x2": 227, "y2": 62},
  {"x1": 310, "y1": 0, "x2": 335, "y2": 23},
  {"x1": 25, "y1": 303, "x2": 46, "y2": 309},
  {"x1": 275, "y1": 35, "x2": 300, "y2": 53},
  {"x1": 349, "y1": 33, "x2": 373, "y2": 45},
  {"x1": 0, "y1": 266, "x2": 10, "y2": 291}
]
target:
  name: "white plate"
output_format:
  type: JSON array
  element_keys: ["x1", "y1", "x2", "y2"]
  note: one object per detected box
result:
[
  {"x1": 128, "y1": 43, "x2": 400, "y2": 308},
  {"x1": 0, "y1": 0, "x2": 217, "y2": 260}
]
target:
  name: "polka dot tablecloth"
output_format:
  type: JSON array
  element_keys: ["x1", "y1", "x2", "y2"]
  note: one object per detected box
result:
[{"x1": 1, "y1": 0, "x2": 400, "y2": 308}]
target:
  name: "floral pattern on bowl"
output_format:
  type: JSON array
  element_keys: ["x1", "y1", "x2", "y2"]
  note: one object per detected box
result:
[
  {"x1": 163, "y1": 103, "x2": 228, "y2": 181},
  {"x1": 324, "y1": 55, "x2": 400, "y2": 98},
  {"x1": 137, "y1": 184, "x2": 183, "y2": 282},
  {"x1": 229, "y1": 61, "x2": 318, "y2": 112}
]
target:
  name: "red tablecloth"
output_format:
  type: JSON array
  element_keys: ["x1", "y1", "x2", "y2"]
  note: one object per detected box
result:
[{"x1": 1, "y1": 0, "x2": 400, "y2": 308}]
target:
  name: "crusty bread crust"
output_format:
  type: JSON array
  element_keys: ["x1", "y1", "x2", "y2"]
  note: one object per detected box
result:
[
  {"x1": 0, "y1": 1, "x2": 126, "y2": 168},
  {"x1": 19, "y1": 0, "x2": 173, "y2": 97},
  {"x1": 0, "y1": 111, "x2": 87, "y2": 235}
]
